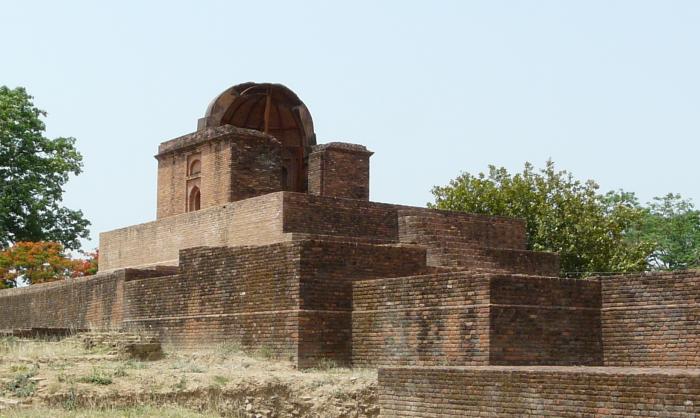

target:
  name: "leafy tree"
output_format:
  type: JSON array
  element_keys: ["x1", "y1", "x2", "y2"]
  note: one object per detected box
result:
[
  {"x1": 0, "y1": 86, "x2": 89, "y2": 250},
  {"x1": 640, "y1": 194, "x2": 700, "y2": 270},
  {"x1": 0, "y1": 241, "x2": 73, "y2": 287},
  {"x1": 0, "y1": 242, "x2": 98, "y2": 288},
  {"x1": 429, "y1": 161, "x2": 654, "y2": 276}
]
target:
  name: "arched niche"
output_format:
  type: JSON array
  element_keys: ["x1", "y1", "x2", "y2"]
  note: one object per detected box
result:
[{"x1": 197, "y1": 82, "x2": 316, "y2": 192}]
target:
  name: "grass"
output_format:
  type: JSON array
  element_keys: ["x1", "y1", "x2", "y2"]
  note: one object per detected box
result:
[
  {"x1": 76, "y1": 368, "x2": 113, "y2": 386},
  {"x1": 3, "y1": 405, "x2": 223, "y2": 418},
  {"x1": 3, "y1": 366, "x2": 38, "y2": 397}
]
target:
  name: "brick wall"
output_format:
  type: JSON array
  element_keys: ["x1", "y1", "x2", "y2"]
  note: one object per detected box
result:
[
  {"x1": 353, "y1": 272, "x2": 492, "y2": 367},
  {"x1": 599, "y1": 270, "x2": 700, "y2": 367},
  {"x1": 123, "y1": 244, "x2": 301, "y2": 359},
  {"x1": 122, "y1": 240, "x2": 427, "y2": 367},
  {"x1": 297, "y1": 240, "x2": 427, "y2": 366},
  {"x1": 489, "y1": 275, "x2": 601, "y2": 366},
  {"x1": 378, "y1": 366, "x2": 700, "y2": 417},
  {"x1": 398, "y1": 209, "x2": 528, "y2": 250},
  {"x1": 282, "y1": 193, "x2": 400, "y2": 241},
  {"x1": 0, "y1": 269, "x2": 164, "y2": 331},
  {"x1": 156, "y1": 126, "x2": 284, "y2": 219},
  {"x1": 308, "y1": 143, "x2": 372, "y2": 200},
  {"x1": 100, "y1": 193, "x2": 286, "y2": 271},
  {"x1": 353, "y1": 273, "x2": 601, "y2": 367}
]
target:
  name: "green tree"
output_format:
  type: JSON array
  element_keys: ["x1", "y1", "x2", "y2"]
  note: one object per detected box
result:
[
  {"x1": 429, "y1": 161, "x2": 654, "y2": 276},
  {"x1": 0, "y1": 86, "x2": 89, "y2": 250},
  {"x1": 641, "y1": 194, "x2": 700, "y2": 270}
]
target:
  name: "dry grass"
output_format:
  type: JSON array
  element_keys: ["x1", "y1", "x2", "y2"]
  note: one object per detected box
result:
[
  {"x1": 3, "y1": 405, "x2": 221, "y2": 418},
  {"x1": 0, "y1": 337, "x2": 379, "y2": 417}
]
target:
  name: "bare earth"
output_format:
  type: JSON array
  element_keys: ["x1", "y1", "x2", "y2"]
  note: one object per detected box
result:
[{"x1": 0, "y1": 337, "x2": 378, "y2": 417}]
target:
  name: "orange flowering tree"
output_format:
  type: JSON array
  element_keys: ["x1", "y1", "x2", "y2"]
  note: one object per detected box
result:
[{"x1": 0, "y1": 242, "x2": 98, "y2": 288}]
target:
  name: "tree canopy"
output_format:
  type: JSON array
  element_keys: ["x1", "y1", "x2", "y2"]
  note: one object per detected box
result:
[
  {"x1": 0, "y1": 86, "x2": 89, "y2": 250},
  {"x1": 640, "y1": 194, "x2": 700, "y2": 270},
  {"x1": 430, "y1": 161, "x2": 660, "y2": 276},
  {"x1": 0, "y1": 241, "x2": 98, "y2": 288}
]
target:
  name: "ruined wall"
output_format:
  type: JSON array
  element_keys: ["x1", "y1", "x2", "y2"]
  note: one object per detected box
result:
[
  {"x1": 100, "y1": 193, "x2": 286, "y2": 271},
  {"x1": 353, "y1": 273, "x2": 601, "y2": 367},
  {"x1": 308, "y1": 143, "x2": 372, "y2": 200},
  {"x1": 297, "y1": 241, "x2": 427, "y2": 366},
  {"x1": 488, "y1": 275, "x2": 601, "y2": 366},
  {"x1": 600, "y1": 271, "x2": 700, "y2": 367},
  {"x1": 122, "y1": 240, "x2": 427, "y2": 367},
  {"x1": 379, "y1": 366, "x2": 700, "y2": 417},
  {"x1": 282, "y1": 193, "x2": 399, "y2": 241},
  {"x1": 353, "y1": 272, "x2": 492, "y2": 367},
  {"x1": 123, "y1": 244, "x2": 301, "y2": 360},
  {"x1": 0, "y1": 269, "x2": 164, "y2": 331}
]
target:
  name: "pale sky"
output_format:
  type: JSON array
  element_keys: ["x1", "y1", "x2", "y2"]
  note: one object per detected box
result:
[{"x1": 2, "y1": 1, "x2": 699, "y2": 250}]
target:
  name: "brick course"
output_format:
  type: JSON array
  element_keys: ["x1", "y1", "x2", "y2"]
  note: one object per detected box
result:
[
  {"x1": 378, "y1": 366, "x2": 700, "y2": 417},
  {"x1": 598, "y1": 271, "x2": 700, "y2": 367}
]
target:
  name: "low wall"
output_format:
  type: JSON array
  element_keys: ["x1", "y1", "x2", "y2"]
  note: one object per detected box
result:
[
  {"x1": 600, "y1": 270, "x2": 700, "y2": 367},
  {"x1": 378, "y1": 366, "x2": 700, "y2": 417},
  {"x1": 0, "y1": 269, "x2": 163, "y2": 331},
  {"x1": 397, "y1": 209, "x2": 528, "y2": 250},
  {"x1": 353, "y1": 273, "x2": 601, "y2": 367}
]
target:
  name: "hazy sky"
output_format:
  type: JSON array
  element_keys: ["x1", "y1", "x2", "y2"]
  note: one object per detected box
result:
[{"x1": 3, "y1": 1, "x2": 699, "y2": 250}]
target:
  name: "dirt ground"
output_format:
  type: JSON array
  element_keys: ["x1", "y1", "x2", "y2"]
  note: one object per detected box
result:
[{"x1": 0, "y1": 337, "x2": 378, "y2": 417}]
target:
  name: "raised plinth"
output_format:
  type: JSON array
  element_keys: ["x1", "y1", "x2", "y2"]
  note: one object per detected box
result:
[{"x1": 379, "y1": 366, "x2": 700, "y2": 417}]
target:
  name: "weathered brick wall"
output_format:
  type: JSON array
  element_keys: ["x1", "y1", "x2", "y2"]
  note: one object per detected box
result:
[
  {"x1": 123, "y1": 244, "x2": 301, "y2": 359},
  {"x1": 0, "y1": 270, "x2": 150, "y2": 331},
  {"x1": 489, "y1": 275, "x2": 602, "y2": 366},
  {"x1": 105, "y1": 190, "x2": 551, "y2": 272},
  {"x1": 353, "y1": 273, "x2": 601, "y2": 367},
  {"x1": 297, "y1": 240, "x2": 428, "y2": 366},
  {"x1": 282, "y1": 193, "x2": 400, "y2": 241},
  {"x1": 378, "y1": 366, "x2": 700, "y2": 417},
  {"x1": 100, "y1": 193, "x2": 286, "y2": 271},
  {"x1": 599, "y1": 270, "x2": 700, "y2": 367},
  {"x1": 353, "y1": 272, "x2": 491, "y2": 367},
  {"x1": 122, "y1": 240, "x2": 428, "y2": 367},
  {"x1": 308, "y1": 143, "x2": 372, "y2": 200},
  {"x1": 398, "y1": 209, "x2": 528, "y2": 250},
  {"x1": 156, "y1": 126, "x2": 284, "y2": 219}
]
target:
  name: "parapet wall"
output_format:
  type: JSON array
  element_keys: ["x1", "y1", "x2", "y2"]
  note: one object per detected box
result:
[
  {"x1": 99, "y1": 193, "x2": 286, "y2": 271},
  {"x1": 599, "y1": 270, "x2": 700, "y2": 367},
  {"x1": 379, "y1": 366, "x2": 700, "y2": 417}
]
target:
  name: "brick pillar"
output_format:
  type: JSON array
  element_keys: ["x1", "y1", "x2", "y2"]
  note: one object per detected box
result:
[{"x1": 308, "y1": 142, "x2": 373, "y2": 200}]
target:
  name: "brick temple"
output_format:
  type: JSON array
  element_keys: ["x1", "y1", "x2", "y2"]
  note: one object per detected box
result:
[{"x1": 1, "y1": 83, "x2": 699, "y2": 416}]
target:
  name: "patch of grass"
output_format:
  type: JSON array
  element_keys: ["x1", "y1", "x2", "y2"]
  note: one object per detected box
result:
[
  {"x1": 4, "y1": 366, "x2": 38, "y2": 397},
  {"x1": 62, "y1": 386, "x2": 79, "y2": 410},
  {"x1": 212, "y1": 375, "x2": 229, "y2": 387},
  {"x1": 124, "y1": 359, "x2": 148, "y2": 369},
  {"x1": 311, "y1": 358, "x2": 338, "y2": 371},
  {"x1": 172, "y1": 375, "x2": 187, "y2": 391},
  {"x1": 112, "y1": 366, "x2": 128, "y2": 377},
  {"x1": 4, "y1": 405, "x2": 223, "y2": 417},
  {"x1": 253, "y1": 345, "x2": 274, "y2": 360},
  {"x1": 216, "y1": 341, "x2": 243, "y2": 357},
  {"x1": 77, "y1": 368, "x2": 113, "y2": 385}
]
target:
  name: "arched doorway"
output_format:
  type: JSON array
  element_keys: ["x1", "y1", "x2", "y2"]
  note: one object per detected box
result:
[{"x1": 188, "y1": 186, "x2": 201, "y2": 212}]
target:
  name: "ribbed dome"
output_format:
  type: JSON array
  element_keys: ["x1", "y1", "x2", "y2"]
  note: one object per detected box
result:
[{"x1": 198, "y1": 83, "x2": 316, "y2": 192}]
